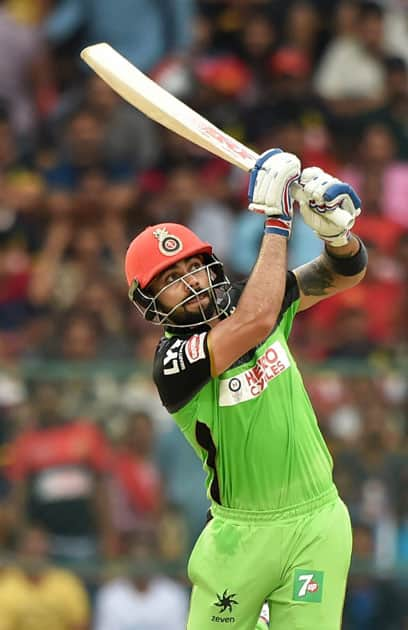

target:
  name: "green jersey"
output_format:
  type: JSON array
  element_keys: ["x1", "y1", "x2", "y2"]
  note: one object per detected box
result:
[{"x1": 154, "y1": 273, "x2": 336, "y2": 511}]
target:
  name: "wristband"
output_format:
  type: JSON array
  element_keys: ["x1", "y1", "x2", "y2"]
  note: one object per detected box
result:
[
  {"x1": 324, "y1": 237, "x2": 368, "y2": 276},
  {"x1": 264, "y1": 216, "x2": 292, "y2": 239}
]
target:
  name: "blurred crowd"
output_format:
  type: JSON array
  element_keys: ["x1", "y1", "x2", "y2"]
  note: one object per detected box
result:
[{"x1": 0, "y1": 0, "x2": 407, "y2": 628}]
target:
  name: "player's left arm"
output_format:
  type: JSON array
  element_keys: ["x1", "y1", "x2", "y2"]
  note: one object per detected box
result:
[
  {"x1": 292, "y1": 167, "x2": 367, "y2": 311},
  {"x1": 294, "y1": 234, "x2": 367, "y2": 311}
]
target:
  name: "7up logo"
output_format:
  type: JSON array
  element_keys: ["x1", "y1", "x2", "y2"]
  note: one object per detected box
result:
[{"x1": 293, "y1": 570, "x2": 324, "y2": 603}]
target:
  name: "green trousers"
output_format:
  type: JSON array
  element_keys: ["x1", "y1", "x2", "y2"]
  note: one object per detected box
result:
[{"x1": 187, "y1": 492, "x2": 352, "y2": 629}]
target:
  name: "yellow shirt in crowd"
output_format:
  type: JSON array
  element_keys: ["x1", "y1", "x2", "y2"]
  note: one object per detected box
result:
[
  {"x1": 0, "y1": 567, "x2": 90, "y2": 630},
  {"x1": 6, "y1": 0, "x2": 46, "y2": 24}
]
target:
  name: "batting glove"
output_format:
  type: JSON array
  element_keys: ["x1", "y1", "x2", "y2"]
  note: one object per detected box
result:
[
  {"x1": 297, "y1": 167, "x2": 362, "y2": 247},
  {"x1": 248, "y1": 149, "x2": 301, "y2": 239}
]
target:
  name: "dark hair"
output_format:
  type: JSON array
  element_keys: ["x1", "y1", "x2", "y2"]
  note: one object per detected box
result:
[
  {"x1": 66, "y1": 107, "x2": 100, "y2": 128},
  {"x1": 358, "y1": 1, "x2": 384, "y2": 19},
  {"x1": 384, "y1": 55, "x2": 407, "y2": 74}
]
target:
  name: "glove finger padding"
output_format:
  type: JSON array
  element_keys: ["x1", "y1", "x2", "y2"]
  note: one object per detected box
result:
[
  {"x1": 298, "y1": 166, "x2": 325, "y2": 187},
  {"x1": 300, "y1": 169, "x2": 361, "y2": 215},
  {"x1": 299, "y1": 203, "x2": 353, "y2": 236},
  {"x1": 323, "y1": 182, "x2": 361, "y2": 212},
  {"x1": 298, "y1": 168, "x2": 361, "y2": 246},
  {"x1": 248, "y1": 149, "x2": 301, "y2": 217}
]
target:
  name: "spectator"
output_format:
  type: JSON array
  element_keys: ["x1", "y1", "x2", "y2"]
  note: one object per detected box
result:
[
  {"x1": 334, "y1": 392, "x2": 402, "y2": 528},
  {"x1": 196, "y1": 2, "x2": 276, "y2": 59},
  {"x1": 93, "y1": 530, "x2": 188, "y2": 630},
  {"x1": 50, "y1": 75, "x2": 161, "y2": 171},
  {"x1": 0, "y1": 0, "x2": 55, "y2": 143},
  {"x1": 0, "y1": 170, "x2": 47, "y2": 356},
  {"x1": 119, "y1": 328, "x2": 175, "y2": 433},
  {"x1": 0, "y1": 245, "x2": 31, "y2": 334},
  {"x1": 78, "y1": 279, "x2": 126, "y2": 338},
  {"x1": 164, "y1": 165, "x2": 235, "y2": 262},
  {"x1": 394, "y1": 232, "x2": 408, "y2": 348},
  {"x1": 304, "y1": 235, "x2": 406, "y2": 358},
  {"x1": 6, "y1": 0, "x2": 53, "y2": 25},
  {"x1": 0, "y1": 117, "x2": 24, "y2": 174},
  {"x1": 0, "y1": 171, "x2": 47, "y2": 255},
  {"x1": 45, "y1": 0, "x2": 195, "y2": 73},
  {"x1": 238, "y1": 9, "x2": 277, "y2": 85},
  {"x1": 58, "y1": 312, "x2": 107, "y2": 361},
  {"x1": 84, "y1": 76, "x2": 160, "y2": 170},
  {"x1": 0, "y1": 526, "x2": 90, "y2": 630},
  {"x1": 340, "y1": 123, "x2": 408, "y2": 228},
  {"x1": 343, "y1": 522, "x2": 404, "y2": 630},
  {"x1": 28, "y1": 218, "x2": 127, "y2": 317},
  {"x1": 314, "y1": 1, "x2": 387, "y2": 113},
  {"x1": 326, "y1": 306, "x2": 377, "y2": 359},
  {"x1": 394, "y1": 456, "x2": 408, "y2": 565},
  {"x1": 350, "y1": 175, "x2": 404, "y2": 257},
  {"x1": 382, "y1": 0, "x2": 408, "y2": 65},
  {"x1": 283, "y1": 1, "x2": 322, "y2": 66},
  {"x1": 8, "y1": 383, "x2": 117, "y2": 562},
  {"x1": 361, "y1": 55, "x2": 408, "y2": 160},
  {"x1": 42, "y1": 109, "x2": 134, "y2": 191},
  {"x1": 156, "y1": 423, "x2": 209, "y2": 552},
  {"x1": 110, "y1": 412, "x2": 163, "y2": 546}
]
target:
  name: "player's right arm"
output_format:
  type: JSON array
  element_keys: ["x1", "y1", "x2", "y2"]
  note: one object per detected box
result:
[
  {"x1": 207, "y1": 150, "x2": 300, "y2": 376},
  {"x1": 208, "y1": 233, "x2": 287, "y2": 375}
]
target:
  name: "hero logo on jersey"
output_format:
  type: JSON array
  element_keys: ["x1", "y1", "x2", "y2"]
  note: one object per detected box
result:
[
  {"x1": 185, "y1": 333, "x2": 206, "y2": 364},
  {"x1": 219, "y1": 340, "x2": 290, "y2": 406}
]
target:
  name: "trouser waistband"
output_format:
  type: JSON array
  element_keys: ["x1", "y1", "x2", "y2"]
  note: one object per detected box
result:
[{"x1": 211, "y1": 487, "x2": 339, "y2": 523}]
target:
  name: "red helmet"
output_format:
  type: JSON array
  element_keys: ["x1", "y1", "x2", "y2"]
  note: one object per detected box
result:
[{"x1": 125, "y1": 222, "x2": 213, "y2": 288}]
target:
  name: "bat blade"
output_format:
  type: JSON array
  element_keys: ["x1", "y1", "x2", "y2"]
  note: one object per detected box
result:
[{"x1": 80, "y1": 43, "x2": 259, "y2": 172}]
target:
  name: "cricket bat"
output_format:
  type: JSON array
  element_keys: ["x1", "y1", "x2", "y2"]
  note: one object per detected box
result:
[
  {"x1": 80, "y1": 43, "x2": 259, "y2": 172},
  {"x1": 80, "y1": 43, "x2": 355, "y2": 229}
]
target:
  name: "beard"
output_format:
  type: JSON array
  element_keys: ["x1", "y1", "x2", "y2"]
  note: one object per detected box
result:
[{"x1": 162, "y1": 292, "x2": 216, "y2": 326}]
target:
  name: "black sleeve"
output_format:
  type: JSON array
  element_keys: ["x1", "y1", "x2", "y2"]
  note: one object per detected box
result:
[
  {"x1": 280, "y1": 271, "x2": 300, "y2": 317},
  {"x1": 153, "y1": 332, "x2": 212, "y2": 413}
]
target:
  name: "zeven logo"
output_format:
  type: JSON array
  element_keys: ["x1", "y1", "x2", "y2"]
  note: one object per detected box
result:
[
  {"x1": 211, "y1": 590, "x2": 239, "y2": 624},
  {"x1": 293, "y1": 570, "x2": 324, "y2": 603},
  {"x1": 163, "y1": 339, "x2": 184, "y2": 375}
]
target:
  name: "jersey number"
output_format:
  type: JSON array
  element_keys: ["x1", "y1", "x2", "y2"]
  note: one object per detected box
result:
[{"x1": 163, "y1": 340, "x2": 183, "y2": 375}]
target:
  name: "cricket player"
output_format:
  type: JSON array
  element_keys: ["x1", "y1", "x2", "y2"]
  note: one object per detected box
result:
[{"x1": 124, "y1": 149, "x2": 367, "y2": 629}]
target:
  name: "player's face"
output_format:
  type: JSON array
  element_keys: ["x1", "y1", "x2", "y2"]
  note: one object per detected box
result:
[{"x1": 149, "y1": 255, "x2": 215, "y2": 325}]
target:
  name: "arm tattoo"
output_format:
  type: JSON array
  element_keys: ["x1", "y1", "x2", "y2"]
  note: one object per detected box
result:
[{"x1": 296, "y1": 254, "x2": 336, "y2": 296}]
